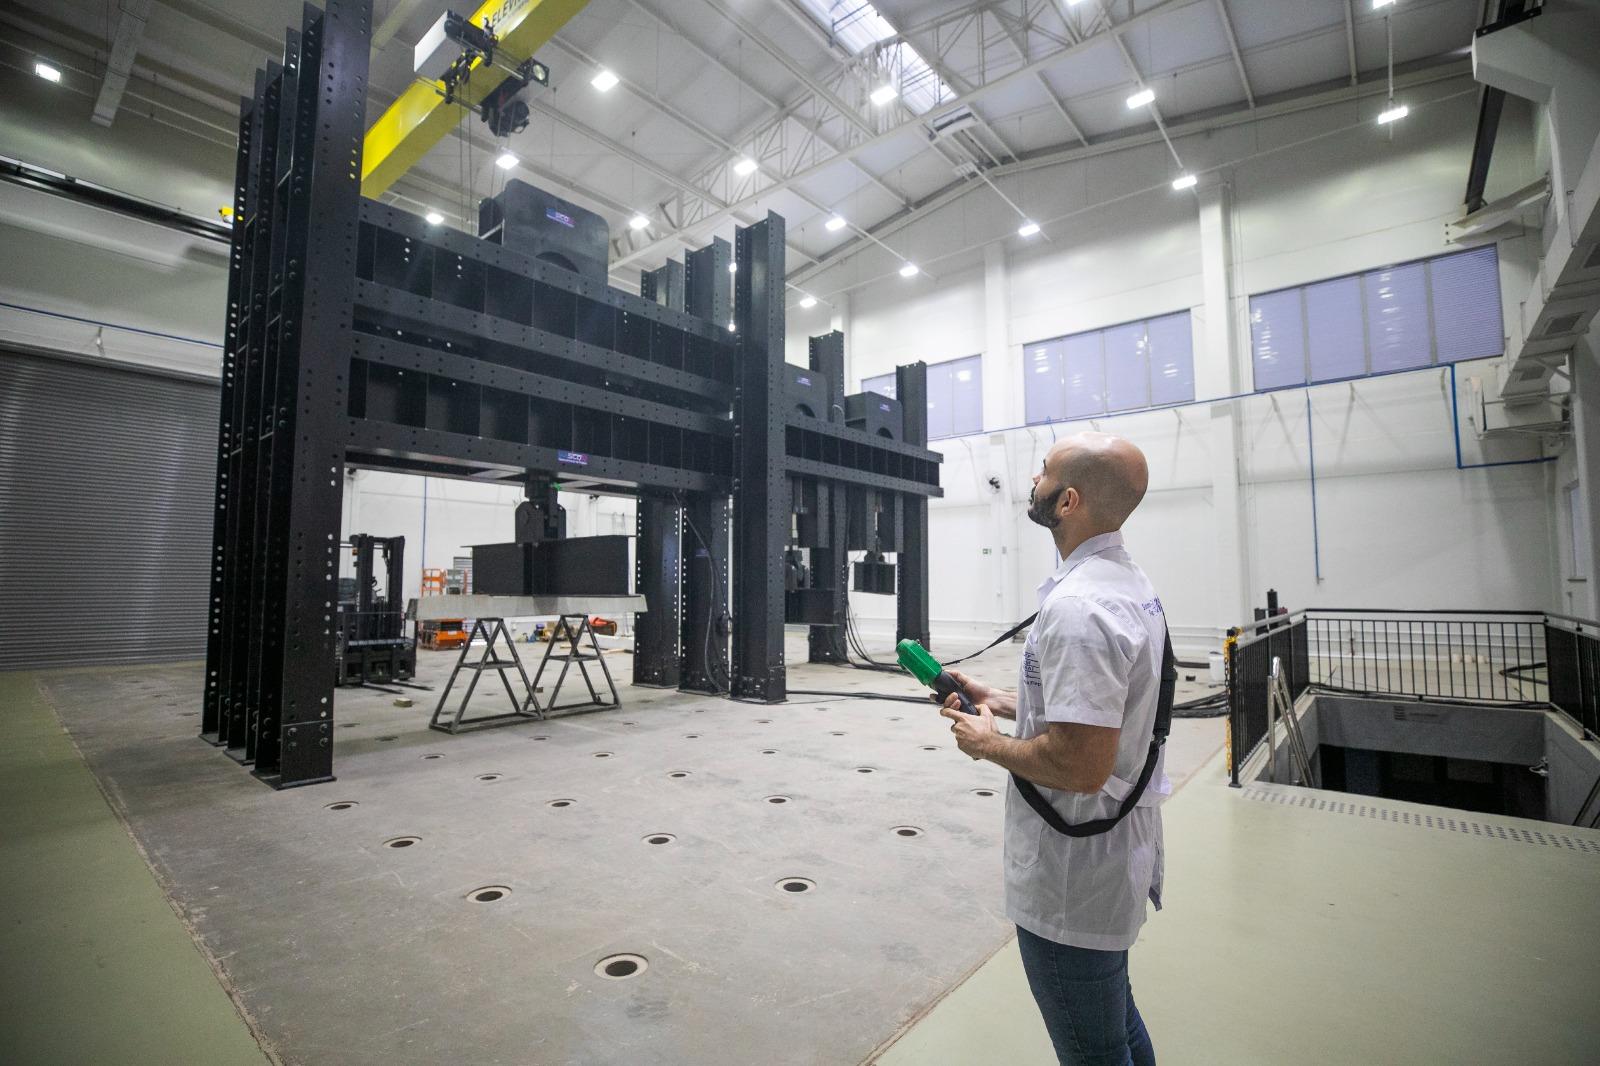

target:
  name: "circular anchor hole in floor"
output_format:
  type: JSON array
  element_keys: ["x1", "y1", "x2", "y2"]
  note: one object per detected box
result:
[
  {"x1": 377, "y1": 735, "x2": 398, "y2": 742},
  {"x1": 592, "y1": 751, "x2": 614, "y2": 758},
  {"x1": 855, "y1": 767, "x2": 876, "y2": 774},
  {"x1": 760, "y1": 749, "x2": 777, "y2": 755},
  {"x1": 420, "y1": 753, "x2": 444, "y2": 760},
  {"x1": 891, "y1": 826, "x2": 924, "y2": 838},
  {"x1": 468, "y1": 885, "x2": 510, "y2": 903},
  {"x1": 476, "y1": 773, "x2": 503, "y2": 782},
  {"x1": 667, "y1": 771, "x2": 692, "y2": 779},
  {"x1": 920, "y1": 745, "x2": 939, "y2": 751},
  {"x1": 756, "y1": 718, "x2": 772, "y2": 724},
  {"x1": 532, "y1": 735, "x2": 550, "y2": 741},
  {"x1": 324, "y1": 801, "x2": 358, "y2": 811},
  {"x1": 643, "y1": 833, "x2": 676, "y2": 845},
  {"x1": 765, "y1": 795, "x2": 791, "y2": 805},
  {"x1": 384, "y1": 836, "x2": 421, "y2": 849},
  {"x1": 595, "y1": 953, "x2": 648, "y2": 980},
  {"x1": 776, "y1": 877, "x2": 816, "y2": 894},
  {"x1": 970, "y1": 788, "x2": 997, "y2": 798},
  {"x1": 683, "y1": 734, "x2": 701, "y2": 739},
  {"x1": 339, "y1": 723, "x2": 359, "y2": 729},
  {"x1": 548, "y1": 798, "x2": 576, "y2": 808},
  {"x1": 887, "y1": 716, "x2": 903, "y2": 722},
  {"x1": 178, "y1": 711, "x2": 199, "y2": 717},
  {"x1": 829, "y1": 731, "x2": 846, "y2": 737}
]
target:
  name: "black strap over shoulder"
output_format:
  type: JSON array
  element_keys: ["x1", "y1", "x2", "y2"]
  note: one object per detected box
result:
[
  {"x1": 1012, "y1": 627, "x2": 1176, "y2": 838},
  {"x1": 943, "y1": 611, "x2": 1039, "y2": 667}
]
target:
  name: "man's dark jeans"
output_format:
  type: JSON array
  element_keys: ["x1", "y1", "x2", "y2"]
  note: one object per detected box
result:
[{"x1": 1015, "y1": 925, "x2": 1156, "y2": 1066}]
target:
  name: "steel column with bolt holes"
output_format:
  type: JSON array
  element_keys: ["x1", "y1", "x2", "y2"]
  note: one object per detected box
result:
[
  {"x1": 731, "y1": 215, "x2": 788, "y2": 702},
  {"x1": 895, "y1": 360, "x2": 932, "y2": 650},
  {"x1": 204, "y1": 1, "x2": 941, "y2": 785},
  {"x1": 806, "y1": 331, "x2": 849, "y2": 664},
  {"x1": 633, "y1": 495, "x2": 682, "y2": 687}
]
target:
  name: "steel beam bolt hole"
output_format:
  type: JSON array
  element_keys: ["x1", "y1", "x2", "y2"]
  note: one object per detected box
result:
[{"x1": 595, "y1": 953, "x2": 648, "y2": 979}]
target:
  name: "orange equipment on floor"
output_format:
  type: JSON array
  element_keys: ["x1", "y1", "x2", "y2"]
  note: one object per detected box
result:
[{"x1": 420, "y1": 618, "x2": 468, "y2": 650}]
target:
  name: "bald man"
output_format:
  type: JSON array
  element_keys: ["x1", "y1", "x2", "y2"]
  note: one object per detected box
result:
[{"x1": 937, "y1": 432, "x2": 1166, "y2": 1066}]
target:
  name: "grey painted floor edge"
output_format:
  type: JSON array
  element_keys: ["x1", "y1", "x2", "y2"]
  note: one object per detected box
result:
[
  {"x1": 19, "y1": 637, "x2": 1232, "y2": 1066},
  {"x1": 0, "y1": 668, "x2": 272, "y2": 1066},
  {"x1": 872, "y1": 746, "x2": 1600, "y2": 1066}
]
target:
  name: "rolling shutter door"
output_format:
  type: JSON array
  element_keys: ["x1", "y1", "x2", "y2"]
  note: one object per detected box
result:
[{"x1": 0, "y1": 349, "x2": 218, "y2": 668}]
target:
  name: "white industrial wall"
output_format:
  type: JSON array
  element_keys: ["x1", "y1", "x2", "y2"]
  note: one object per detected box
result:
[
  {"x1": 341, "y1": 472, "x2": 638, "y2": 605},
  {"x1": 787, "y1": 72, "x2": 1565, "y2": 653}
]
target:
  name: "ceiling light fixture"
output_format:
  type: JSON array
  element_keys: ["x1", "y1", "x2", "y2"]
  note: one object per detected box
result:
[
  {"x1": 728, "y1": 261, "x2": 738, "y2": 273},
  {"x1": 727, "y1": 320, "x2": 736, "y2": 332},
  {"x1": 1372, "y1": 0, "x2": 1396, "y2": 8},
  {"x1": 34, "y1": 61, "x2": 61, "y2": 83},
  {"x1": 425, "y1": 210, "x2": 445, "y2": 225},
  {"x1": 1377, "y1": 104, "x2": 1408, "y2": 124},
  {"x1": 899, "y1": 262, "x2": 919, "y2": 278},
  {"x1": 1126, "y1": 87, "x2": 1155, "y2": 109},
  {"x1": 495, "y1": 151, "x2": 518, "y2": 170},
  {"x1": 733, "y1": 157, "x2": 758, "y2": 177},
  {"x1": 799, "y1": 294, "x2": 818, "y2": 309},
  {"x1": 1017, "y1": 221, "x2": 1040, "y2": 237},
  {"x1": 628, "y1": 213, "x2": 650, "y2": 230},
  {"x1": 825, "y1": 215, "x2": 847, "y2": 232},
  {"x1": 870, "y1": 84, "x2": 898, "y2": 106},
  {"x1": 591, "y1": 68, "x2": 619, "y2": 92},
  {"x1": 1171, "y1": 173, "x2": 1198, "y2": 190}
]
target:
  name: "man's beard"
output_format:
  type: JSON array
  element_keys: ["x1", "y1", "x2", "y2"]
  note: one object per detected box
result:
[{"x1": 1027, "y1": 484, "x2": 1063, "y2": 529}]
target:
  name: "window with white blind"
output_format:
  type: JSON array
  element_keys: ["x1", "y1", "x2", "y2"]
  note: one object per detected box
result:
[
  {"x1": 862, "y1": 354, "x2": 983, "y2": 439},
  {"x1": 1249, "y1": 245, "x2": 1503, "y2": 391},
  {"x1": 1024, "y1": 311, "x2": 1195, "y2": 424}
]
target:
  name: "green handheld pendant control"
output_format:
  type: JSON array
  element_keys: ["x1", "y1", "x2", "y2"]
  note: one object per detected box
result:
[{"x1": 895, "y1": 639, "x2": 978, "y2": 715}]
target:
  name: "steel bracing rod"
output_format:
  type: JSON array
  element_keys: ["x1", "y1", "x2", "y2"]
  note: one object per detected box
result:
[
  {"x1": 613, "y1": 0, "x2": 1204, "y2": 271},
  {"x1": 623, "y1": 0, "x2": 912, "y2": 209},
  {"x1": 1211, "y1": 0, "x2": 1255, "y2": 107},
  {"x1": 1344, "y1": 1, "x2": 1359, "y2": 86},
  {"x1": 91, "y1": 0, "x2": 154, "y2": 126},
  {"x1": 989, "y1": 5, "x2": 1090, "y2": 147},
  {"x1": 1081, "y1": 1, "x2": 1186, "y2": 172},
  {"x1": 848, "y1": 5, "x2": 1022, "y2": 165},
  {"x1": 786, "y1": 59, "x2": 1471, "y2": 289}
]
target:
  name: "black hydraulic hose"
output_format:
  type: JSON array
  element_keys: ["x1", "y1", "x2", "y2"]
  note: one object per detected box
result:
[{"x1": 788, "y1": 689, "x2": 932, "y2": 705}]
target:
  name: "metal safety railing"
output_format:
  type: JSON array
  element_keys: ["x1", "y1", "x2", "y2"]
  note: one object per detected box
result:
[{"x1": 1227, "y1": 608, "x2": 1599, "y2": 786}]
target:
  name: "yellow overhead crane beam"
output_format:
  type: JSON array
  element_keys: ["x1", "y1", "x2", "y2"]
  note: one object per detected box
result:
[{"x1": 361, "y1": 0, "x2": 588, "y2": 198}]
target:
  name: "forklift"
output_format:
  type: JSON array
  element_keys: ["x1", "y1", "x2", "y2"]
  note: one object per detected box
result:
[{"x1": 335, "y1": 534, "x2": 417, "y2": 686}]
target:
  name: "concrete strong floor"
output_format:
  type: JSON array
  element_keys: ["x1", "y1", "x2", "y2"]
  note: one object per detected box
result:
[{"x1": 4, "y1": 632, "x2": 1598, "y2": 1065}]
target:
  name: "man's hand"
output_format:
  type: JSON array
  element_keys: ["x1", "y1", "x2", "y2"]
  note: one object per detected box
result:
[
  {"x1": 931, "y1": 670, "x2": 1018, "y2": 720},
  {"x1": 940, "y1": 702, "x2": 999, "y2": 760}
]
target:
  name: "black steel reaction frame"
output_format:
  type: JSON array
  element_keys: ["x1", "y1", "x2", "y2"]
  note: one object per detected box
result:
[{"x1": 202, "y1": 0, "x2": 943, "y2": 787}]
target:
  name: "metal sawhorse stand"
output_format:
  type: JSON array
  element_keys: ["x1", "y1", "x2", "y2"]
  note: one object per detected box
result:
[
  {"x1": 429, "y1": 617, "x2": 544, "y2": 734},
  {"x1": 531, "y1": 614, "x2": 620, "y2": 715}
]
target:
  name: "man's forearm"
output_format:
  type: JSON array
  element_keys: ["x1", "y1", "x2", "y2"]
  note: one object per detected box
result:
[
  {"x1": 984, "y1": 690, "x2": 1019, "y2": 720},
  {"x1": 979, "y1": 732, "x2": 1088, "y2": 792}
]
